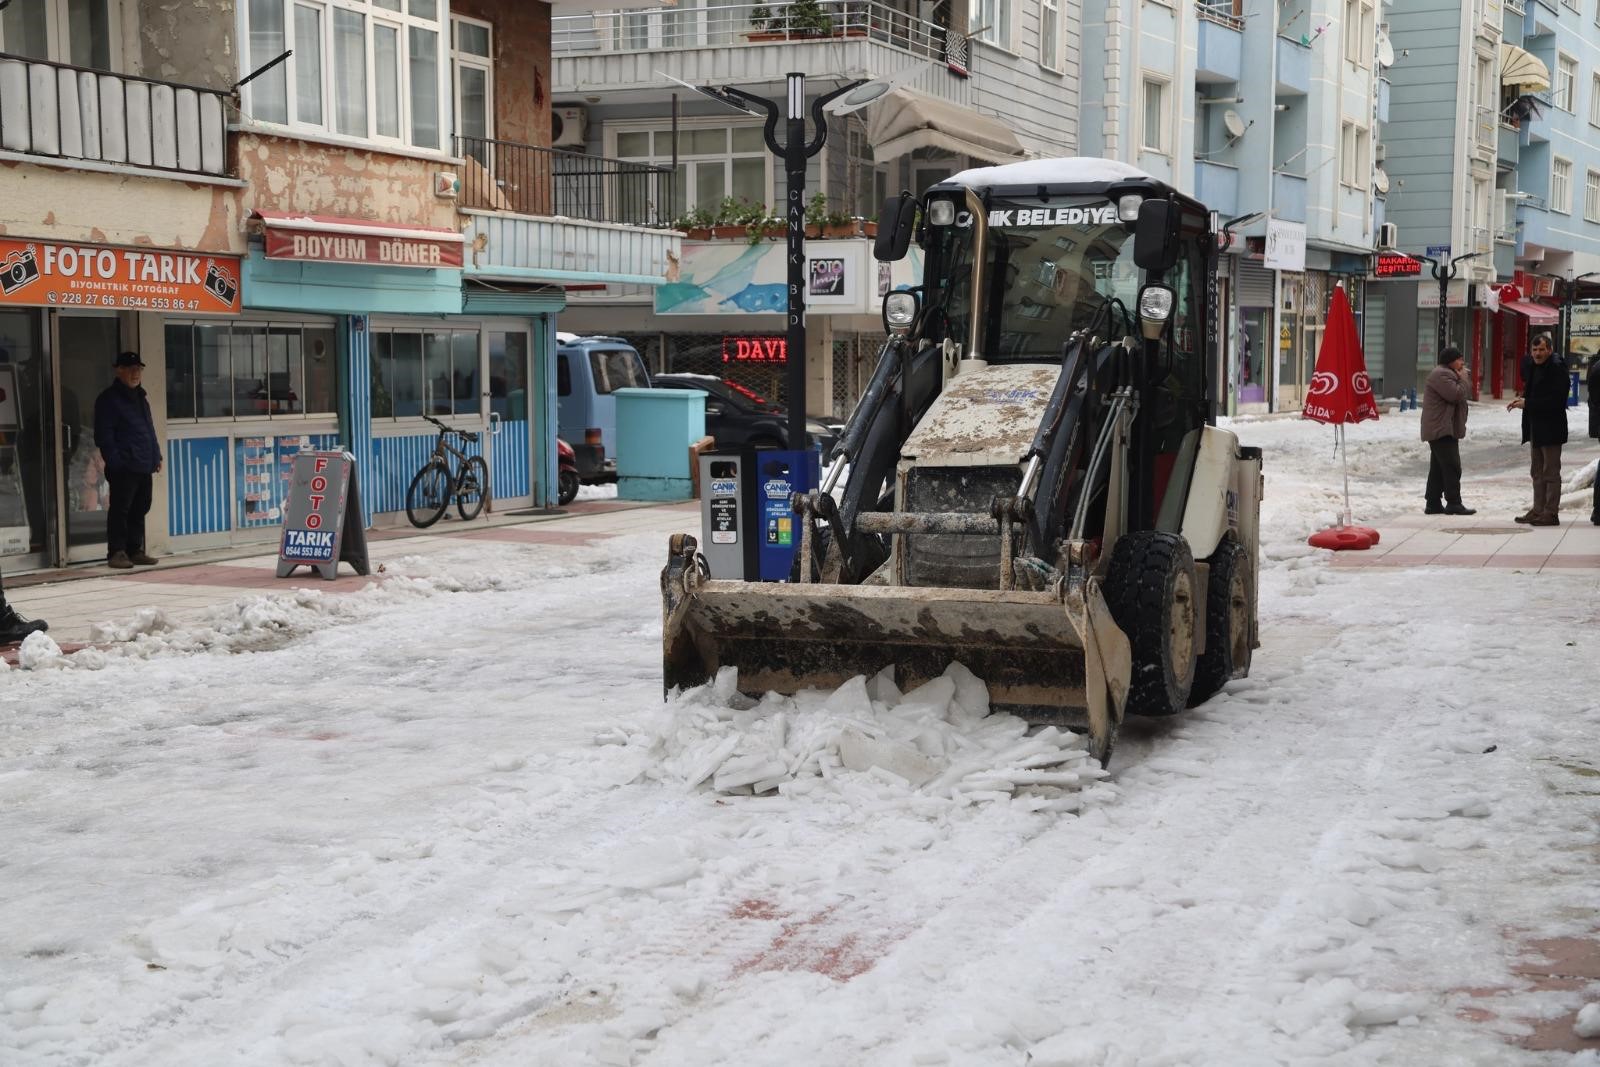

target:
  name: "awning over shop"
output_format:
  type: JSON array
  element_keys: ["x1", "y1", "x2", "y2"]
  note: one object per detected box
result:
[
  {"x1": 1500, "y1": 43, "x2": 1551, "y2": 94},
  {"x1": 1503, "y1": 299, "x2": 1559, "y2": 325},
  {"x1": 250, "y1": 210, "x2": 465, "y2": 269},
  {"x1": 865, "y1": 90, "x2": 1025, "y2": 165}
]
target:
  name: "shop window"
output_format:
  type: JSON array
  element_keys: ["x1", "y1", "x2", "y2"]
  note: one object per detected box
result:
[
  {"x1": 244, "y1": 0, "x2": 446, "y2": 150},
  {"x1": 166, "y1": 320, "x2": 335, "y2": 421},
  {"x1": 370, "y1": 327, "x2": 479, "y2": 420}
]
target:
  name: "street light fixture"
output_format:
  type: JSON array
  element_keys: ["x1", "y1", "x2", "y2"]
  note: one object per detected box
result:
[
  {"x1": 660, "y1": 68, "x2": 917, "y2": 450},
  {"x1": 1415, "y1": 250, "x2": 1485, "y2": 351}
]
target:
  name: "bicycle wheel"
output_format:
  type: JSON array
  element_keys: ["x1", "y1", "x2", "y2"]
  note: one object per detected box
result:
[
  {"x1": 455, "y1": 455, "x2": 490, "y2": 521},
  {"x1": 406, "y1": 461, "x2": 452, "y2": 528}
]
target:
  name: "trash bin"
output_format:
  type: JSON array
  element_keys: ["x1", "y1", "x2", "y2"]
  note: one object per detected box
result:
[
  {"x1": 698, "y1": 451, "x2": 753, "y2": 580},
  {"x1": 754, "y1": 449, "x2": 820, "y2": 582},
  {"x1": 1570, "y1": 370, "x2": 1583, "y2": 408}
]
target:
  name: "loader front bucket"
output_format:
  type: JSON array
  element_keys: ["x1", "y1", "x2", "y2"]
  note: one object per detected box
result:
[{"x1": 660, "y1": 536, "x2": 1133, "y2": 764}]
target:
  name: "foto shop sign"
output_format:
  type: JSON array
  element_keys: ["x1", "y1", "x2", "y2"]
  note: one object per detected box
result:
[
  {"x1": 276, "y1": 451, "x2": 371, "y2": 581},
  {"x1": 0, "y1": 238, "x2": 241, "y2": 314}
]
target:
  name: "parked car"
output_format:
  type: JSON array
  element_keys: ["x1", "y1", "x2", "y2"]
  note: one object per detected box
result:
[
  {"x1": 557, "y1": 438, "x2": 580, "y2": 506},
  {"x1": 556, "y1": 334, "x2": 650, "y2": 482},
  {"x1": 650, "y1": 373, "x2": 838, "y2": 455}
]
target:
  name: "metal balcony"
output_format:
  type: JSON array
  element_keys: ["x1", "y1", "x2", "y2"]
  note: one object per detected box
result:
[
  {"x1": 0, "y1": 52, "x2": 229, "y2": 177},
  {"x1": 1275, "y1": 35, "x2": 1311, "y2": 96},
  {"x1": 1196, "y1": 5, "x2": 1244, "y2": 83},
  {"x1": 453, "y1": 135, "x2": 680, "y2": 287}
]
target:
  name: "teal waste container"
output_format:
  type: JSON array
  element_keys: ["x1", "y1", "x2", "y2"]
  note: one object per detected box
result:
[{"x1": 613, "y1": 387, "x2": 705, "y2": 500}]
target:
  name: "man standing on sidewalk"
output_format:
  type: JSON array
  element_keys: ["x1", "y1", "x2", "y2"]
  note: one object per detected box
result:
[
  {"x1": 1421, "y1": 346, "x2": 1475, "y2": 515},
  {"x1": 1507, "y1": 333, "x2": 1568, "y2": 526},
  {"x1": 94, "y1": 352, "x2": 161, "y2": 568},
  {"x1": 0, "y1": 567, "x2": 47, "y2": 644}
]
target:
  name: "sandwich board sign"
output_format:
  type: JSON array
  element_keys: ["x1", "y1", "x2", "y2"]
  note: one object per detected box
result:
[{"x1": 276, "y1": 450, "x2": 370, "y2": 580}]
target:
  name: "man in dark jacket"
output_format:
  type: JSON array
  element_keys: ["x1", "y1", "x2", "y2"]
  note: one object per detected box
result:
[
  {"x1": 1420, "y1": 346, "x2": 1474, "y2": 515},
  {"x1": 1589, "y1": 355, "x2": 1600, "y2": 525},
  {"x1": 0, "y1": 568, "x2": 47, "y2": 644},
  {"x1": 1507, "y1": 333, "x2": 1568, "y2": 526},
  {"x1": 93, "y1": 352, "x2": 162, "y2": 568}
]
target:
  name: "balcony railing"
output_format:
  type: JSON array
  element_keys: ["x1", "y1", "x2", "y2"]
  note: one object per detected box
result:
[
  {"x1": 455, "y1": 136, "x2": 674, "y2": 227},
  {"x1": 1197, "y1": 2, "x2": 1246, "y2": 30},
  {"x1": 554, "y1": 0, "x2": 948, "y2": 60},
  {"x1": 0, "y1": 52, "x2": 230, "y2": 177}
]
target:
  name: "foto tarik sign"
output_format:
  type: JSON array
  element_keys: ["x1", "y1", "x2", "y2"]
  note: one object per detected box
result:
[
  {"x1": 1373, "y1": 253, "x2": 1422, "y2": 278},
  {"x1": 722, "y1": 336, "x2": 787, "y2": 364},
  {"x1": 0, "y1": 238, "x2": 241, "y2": 313},
  {"x1": 277, "y1": 450, "x2": 370, "y2": 581}
]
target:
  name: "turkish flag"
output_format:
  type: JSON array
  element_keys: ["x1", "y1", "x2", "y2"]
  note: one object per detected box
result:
[{"x1": 1301, "y1": 284, "x2": 1379, "y2": 426}]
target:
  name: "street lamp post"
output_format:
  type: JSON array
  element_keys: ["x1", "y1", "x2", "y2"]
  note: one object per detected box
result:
[
  {"x1": 1563, "y1": 270, "x2": 1600, "y2": 361},
  {"x1": 1419, "y1": 251, "x2": 1485, "y2": 351},
  {"x1": 679, "y1": 73, "x2": 870, "y2": 450}
]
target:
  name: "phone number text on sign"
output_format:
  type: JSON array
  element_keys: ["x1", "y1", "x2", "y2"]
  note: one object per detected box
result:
[{"x1": 0, "y1": 238, "x2": 242, "y2": 314}]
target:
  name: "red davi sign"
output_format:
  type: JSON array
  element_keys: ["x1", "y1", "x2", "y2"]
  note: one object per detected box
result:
[{"x1": 722, "y1": 336, "x2": 787, "y2": 364}]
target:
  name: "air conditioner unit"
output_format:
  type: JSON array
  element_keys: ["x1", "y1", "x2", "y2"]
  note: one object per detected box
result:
[
  {"x1": 552, "y1": 106, "x2": 588, "y2": 148},
  {"x1": 1377, "y1": 221, "x2": 1398, "y2": 250}
]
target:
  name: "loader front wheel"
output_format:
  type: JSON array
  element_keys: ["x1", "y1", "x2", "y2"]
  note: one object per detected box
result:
[
  {"x1": 1189, "y1": 539, "x2": 1252, "y2": 707},
  {"x1": 1104, "y1": 531, "x2": 1197, "y2": 717}
]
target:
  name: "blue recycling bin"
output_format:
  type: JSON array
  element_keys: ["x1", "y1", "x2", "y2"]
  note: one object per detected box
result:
[
  {"x1": 1570, "y1": 370, "x2": 1582, "y2": 408},
  {"x1": 613, "y1": 387, "x2": 704, "y2": 500},
  {"x1": 754, "y1": 449, "x2": 821, "y2": 581}
]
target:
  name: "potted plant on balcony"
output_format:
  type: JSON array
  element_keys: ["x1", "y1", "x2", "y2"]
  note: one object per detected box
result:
[
  {"x1": 673, "y1": 206, "x2": 716, "y2": 240},
  {"x1": 782, "y1": 0, "x2": 834, "y2": 38},
  {"x1": 804, "y1": 192, "x2": 828, "y2": 238},
  {"x1": 821, "y1": 209, "x2": 859, "y2": 238},
  {"x1": 745, "y1": 3, "x2": 788, "y2": 40},
  {"x1": 711, "y1": 197, "x2": 749, "y2": 239}
]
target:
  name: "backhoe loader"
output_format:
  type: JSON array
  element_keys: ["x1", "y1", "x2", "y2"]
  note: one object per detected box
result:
[{"x1": 661, "y1": 157, "x2": 1263, "y2": 765}]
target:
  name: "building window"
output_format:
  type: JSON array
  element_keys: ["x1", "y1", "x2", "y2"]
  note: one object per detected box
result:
[
  {"x1": 452, "y1": 15, "x2": 494, "y2": 155},
  {"x1": 1557, "y1": 53, "x2": 1578, "y2": 112},
  {"x1": 846, "y1": 125, "x2": 886, "y2": 219},
  {"x1": 166, "y1": 320, "x2": 338, "y2": 421},
  {"x1": 1340, "y1": 123, "x2": 1357, "y2": 186},
  {"x1": 370, "y1": 327, "x2": 480, "y2": 419},
  {"x1": 1141, "y1": 77, "x2": 1169, "y2": 153},
  {"x1": 614, "y1": 122, "x2": 770, "y2": 219},
  {"x1": 971, "y1": 0, "x2": 1011, "y2": 48},
  {"x1": 1554, "y1": 156, "x2": 1573, "y2": 214},
  {"x1": 1592, "y1": 73, "x2": 1600, "y2": 126},
  {"x1": 1587, "y1": 170, "x2": 1600, "y2": 222},
  {"x1": 0, "y1": 0, "x2": 118, "y2": 69},
  {"x1": 1039, "y1": 0, "x2": 1060, "y2": 71},
  {"x1": 243, "y1": 0, "x2": 447, "y2": 150},
  {"x1": 1343, "y1": 0, "x2": 1373, "y2": 66}
]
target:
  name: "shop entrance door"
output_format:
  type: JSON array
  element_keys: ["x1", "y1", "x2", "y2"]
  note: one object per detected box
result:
[
  {"x1": 55, "y1": 314, "x2": 122, "y2": 563},
  {"x1": 486, "y1": 327, "x2": 533, "y2": 508},
  {"x1": 0, "y1": 309, "x2": 56, "y2": 571}
]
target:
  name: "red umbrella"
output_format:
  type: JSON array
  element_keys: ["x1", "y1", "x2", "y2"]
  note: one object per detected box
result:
[{"x1": 1302, "y1": 284, "x2": 1381, "y2": 550}]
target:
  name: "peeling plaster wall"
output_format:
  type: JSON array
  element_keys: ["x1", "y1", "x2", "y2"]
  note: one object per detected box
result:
[
  {"x1": 138, "y1": 0, "x2": 237, "y2": 89},
  {"x1": 0, "y1": 164, "x2": 243, "y2": 252},
  {"x1": 452, "y1": 0, "x2": 553, "y2": 149},
  {"x1": 236, "y1": 135, "x2": 460, "y2": 230}
]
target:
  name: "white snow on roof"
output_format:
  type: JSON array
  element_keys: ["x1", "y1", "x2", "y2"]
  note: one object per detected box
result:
[{"x1": 948, "y1": 156, "x2": 1155, "y2": 190}]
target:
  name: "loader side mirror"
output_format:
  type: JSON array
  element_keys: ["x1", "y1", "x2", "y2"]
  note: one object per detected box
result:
[
  {"x1": 875, "y1": 192, "x2": 916, "y2": 262},
  {"x1": 1133, "y1": 199, "x2": 1179, "y2": 273}
]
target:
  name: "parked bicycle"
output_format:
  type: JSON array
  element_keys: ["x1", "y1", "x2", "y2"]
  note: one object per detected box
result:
[{"x1": 406, "y1": 415, "x2": 491, "y2": 528}]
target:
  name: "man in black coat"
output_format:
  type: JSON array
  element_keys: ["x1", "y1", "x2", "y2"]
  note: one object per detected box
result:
[
  {"x1": 1507, "y1": 333, "x2": 1569, "y2": 526},
  {"x1": 93, "y1": 352, "x2": 162, "y2": 568}
]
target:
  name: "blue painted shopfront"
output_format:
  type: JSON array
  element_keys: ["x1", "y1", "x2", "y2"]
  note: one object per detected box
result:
[{"x1": 162, "y1": 252, "x2": 564, "y2": 546}]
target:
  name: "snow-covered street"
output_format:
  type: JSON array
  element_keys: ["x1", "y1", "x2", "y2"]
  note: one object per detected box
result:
[{"x1": 3, "y1": 404, "x2": 1599, "y2": 1066}]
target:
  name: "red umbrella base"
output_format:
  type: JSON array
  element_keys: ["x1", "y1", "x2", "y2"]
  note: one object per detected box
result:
[{"x1": 1308, "y1": 525, "x2": 1381, "y2": 551}]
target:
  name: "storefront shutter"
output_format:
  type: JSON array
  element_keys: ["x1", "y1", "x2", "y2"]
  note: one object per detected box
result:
[
  {"x1": 1363, "y1": 290, "x2": 1386, "y2": 389},
  {"x1": 1233, "y1": 257, "x2": 1276, "y2": 307}
]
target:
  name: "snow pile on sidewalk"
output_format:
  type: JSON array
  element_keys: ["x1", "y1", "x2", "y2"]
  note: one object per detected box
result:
[{"x1": 618, "y1": 663, "x2": 1110, "y2": 811}]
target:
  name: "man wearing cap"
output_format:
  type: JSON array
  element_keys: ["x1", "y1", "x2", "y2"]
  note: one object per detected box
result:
[
  {"x1": 94, "y1": 351, "x2": 162, "y2": 568},
  {"x1": 1420, "y1": 345, "x2": 1475, "y2": 516}
]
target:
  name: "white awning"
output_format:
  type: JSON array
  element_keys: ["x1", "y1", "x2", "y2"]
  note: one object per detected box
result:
[
  {"x1": 1500, "y1": 43, "x2": 1551, "y2": 93},
  {"x1": 865, "y1": 90, "x2": 1025, "y2": 166}
]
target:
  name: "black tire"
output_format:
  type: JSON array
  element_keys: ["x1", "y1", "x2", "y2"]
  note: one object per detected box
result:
[
  {"x1": 558, "y1": 468, "x2": 580, "y2": 506},
  {"x1": 455, "y1": 456, "x2": 490, "y2": 521},
  {"x1": 406, "y1": 462, "x2": 452, "y2": 528},
  {"x1": 1103, "y1": 530, "x2": 1199, "y2": 717},
  {"x1": 1189, "y1": 539, "x2": 1253, "y2": 706}
]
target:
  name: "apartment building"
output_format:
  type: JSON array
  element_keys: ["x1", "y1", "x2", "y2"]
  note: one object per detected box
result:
[
  {"x1": 548, "y1": 0, "x2": 1081, "y2": 418},
  {"x1": 0, "y1": 0, "x2": 678, "y2": 570}
]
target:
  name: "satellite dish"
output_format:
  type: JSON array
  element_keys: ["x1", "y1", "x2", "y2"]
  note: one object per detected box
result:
[
  {"x1": 823, "y1": 62, "x2": 930, "y2": 115},
  {"x1": 1373, "y1": 167, "x2": 1390, "y2": 194},
  {"x1": 1376, "y1": 34, "x2": 1394, "y2": 67},
  {"x1": 1223, "y1": 109, "x2": 1247, "y2": 139}
]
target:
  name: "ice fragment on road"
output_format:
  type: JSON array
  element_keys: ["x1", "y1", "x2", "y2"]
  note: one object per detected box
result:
[{"x1": 1576, "y1": 1002, "x2": 1600, "y2": 1039}]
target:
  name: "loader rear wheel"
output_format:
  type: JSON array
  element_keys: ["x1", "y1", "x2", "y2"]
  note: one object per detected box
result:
[
  {"x1": 1104, "y1": 531, "x2": 1197, "y2": 717},
  {"x1": 1189, "y1": 539, "x2": 1252, "y2": 707}
]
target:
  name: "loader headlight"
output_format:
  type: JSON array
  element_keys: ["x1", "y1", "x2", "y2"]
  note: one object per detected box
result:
[
  {"x1": 927, "y1": 199, "x2": 957, "y2": 227},
  {"x1": 883, "y1": 289, "x2": 919, "y2": 334},
  {"x1": 1137, "y1": 283, "x2": 1174, "y2": 341},
  {"x1": 1117, "y1": 194, "x2": 1145, "y2": 222}
]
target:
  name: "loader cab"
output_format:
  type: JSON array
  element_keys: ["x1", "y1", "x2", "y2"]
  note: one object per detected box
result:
[{"x1": 906, "y1": 164, "x2": 1214, "y2": 532}]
